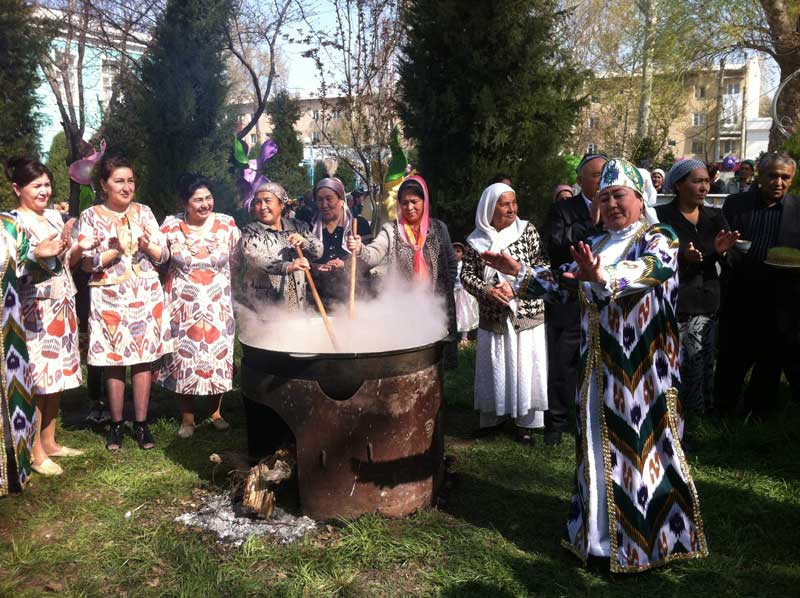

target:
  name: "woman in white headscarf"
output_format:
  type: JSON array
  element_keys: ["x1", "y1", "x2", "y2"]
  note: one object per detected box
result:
[{"x1": 460, "y1": 183, "x2": 548, "y2": 443}]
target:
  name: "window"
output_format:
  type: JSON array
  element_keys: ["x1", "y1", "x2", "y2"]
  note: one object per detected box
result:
[
  {"x1": 312, "y1": 110, "x2": 320, "y2": 121},
  {"x1": 692, "y1": 112, "x2": 706, "y2": 126},
  {"x1": 720, "y1": 140, "x2": 738, "y2": 156},
  {"x1": 250, "y1": 133, "x2": 257, "y2": 144},
  {"x1": 722, "y1": 113, "x2": 738, "y2": 126},
  {"x1": 726, "y1": 82, "x2": 741, "y2": 95},
  {"x1": 691, "y1": 141, "x2": 705, "y2": 155},
  {"x1": 588, "y1": 117, "x2": 600, "y2": 130},
  {"x1": 695, "y1": 85, "x2": 706, "y2": 99},
  {"x1": 311, "y1": 132, "x2": 321, "y2": 143}
]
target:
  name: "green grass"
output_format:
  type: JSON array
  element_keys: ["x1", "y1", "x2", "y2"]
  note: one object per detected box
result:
[{"x1": 1, "y1": 345, "x2": 799, "y2": 597}]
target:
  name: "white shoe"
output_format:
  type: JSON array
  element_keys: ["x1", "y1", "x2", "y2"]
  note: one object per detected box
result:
[{"x1": 32, "y1": 458, "x2": 63, "y2": 476}]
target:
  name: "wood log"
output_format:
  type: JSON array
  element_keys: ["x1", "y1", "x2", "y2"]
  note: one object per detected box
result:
[{"x1": 241, "y1": 448, "x2": 296, "y2": 519}]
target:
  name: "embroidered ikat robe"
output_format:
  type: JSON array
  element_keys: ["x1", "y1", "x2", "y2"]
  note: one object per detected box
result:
[
  {"x1": 518, "y1": 222, "x2": 708, "y2": 573},
  {"x1": 0, "y1": 215, "x2": 36, "y2": 495}
]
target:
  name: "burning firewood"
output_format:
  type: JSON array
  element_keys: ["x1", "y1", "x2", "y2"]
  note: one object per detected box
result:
[{"x1": 210, "y1": 448, "x2": 295, "y2": 519}]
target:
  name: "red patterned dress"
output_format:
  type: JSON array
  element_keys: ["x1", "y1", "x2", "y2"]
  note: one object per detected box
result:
[
  {"x1": 155, "y1": 213, "x2": 240, "y2": 395},
  {"x1": 14, "y1": 209, "x2": 82, "y2": 394},
  {"x1": 77, "y1": 203, "x2": 170, "y2": 366}
]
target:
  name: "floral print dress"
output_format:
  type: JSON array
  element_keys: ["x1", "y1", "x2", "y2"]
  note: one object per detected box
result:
[
  {"x1": 155, "y1": 213, "x2": 240, "y2": 395},
  {"x1": 77, "y1": 203, "x2": 169, "y2": 366},
  {"x1": 13, "y1": 209, "x2": 82, "y2": 394}
]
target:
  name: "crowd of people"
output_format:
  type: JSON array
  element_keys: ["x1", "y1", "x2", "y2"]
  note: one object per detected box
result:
[{"x1": 1, "y1": 147, "x2": 798, "y2": 574}]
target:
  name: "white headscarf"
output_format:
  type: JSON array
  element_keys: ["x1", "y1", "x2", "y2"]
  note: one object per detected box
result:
[
  {"x1": 467, "y1": 183, "x2": 528, "y2": 313},
  {"x1": 637, "y1": 168, "x2": 660, "y2": 225}
]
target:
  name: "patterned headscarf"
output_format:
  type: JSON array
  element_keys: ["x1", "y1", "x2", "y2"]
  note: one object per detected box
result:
[
  {"x1": 312, "y1": 177, "x2": 354, "y2": 254},
  {"x1": 664, "y1": 159, "x2": 706, "y2": 194},
  {"x1": 396, "y1": 175, "x2": 431, "y2": 283},
  {"x1": 599, "y1": 158, "x2": 645, "y2": 196},
  {"x1": 248, "y1": 182, "x2": 288, "y2": 214}
]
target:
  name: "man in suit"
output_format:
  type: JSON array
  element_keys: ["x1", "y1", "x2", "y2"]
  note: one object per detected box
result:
[
  {"x1": 716, "y1": 152, "x2": 800, "y2": 416},
  {"x1": 540, "y1": 153, "x2": 607, "y2": 445}
]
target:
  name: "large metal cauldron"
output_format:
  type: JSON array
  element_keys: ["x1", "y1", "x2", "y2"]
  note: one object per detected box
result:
[{"x1": 240, "y1": 340, "x2": 445, "y2": 520}]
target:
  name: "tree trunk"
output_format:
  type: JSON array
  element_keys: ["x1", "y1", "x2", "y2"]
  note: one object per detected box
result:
[
  {"x1": 771, "y1": 58, "x2": 800, "y2": 150},
  {"x1": 636, "y1": 0, "x2": 658, "y2": 140},
  {"x1": 759, "y1": 0, "x2": 800, "y2": 149},
  {"x1": 713, "y1": 59, "x2": 726, "y2": 162},
  {"x1": 67, "y1": 128, "x2": 83, "y2": 217}
]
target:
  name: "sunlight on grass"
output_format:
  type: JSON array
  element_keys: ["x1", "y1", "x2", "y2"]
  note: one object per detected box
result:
[{"x1": 1, "y1": 346, "x2": 799, "y2": 596}]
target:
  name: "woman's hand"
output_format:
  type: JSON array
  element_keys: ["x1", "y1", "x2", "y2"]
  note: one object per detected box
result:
[
  {"x1": 138, "y1": 227, "x2": 152, "y2": 252},
  {"x1": 564, "y1": 241, "x2": 605, "y2": 283},
  {"x1": 287, "y1": 233, "x2": 306, "y2": 248},
  {"x1": 685, "y1": 242, "x2": 704, "y2": 263},
  {"x1": 77, "y1": 232, "x2": 100, "y2": 251},
  {"x1": 485, "y1": 284, "x2": 512, "y2": 307},
  {"x1": 33, "y1": 232, "x2": 65, "y2": 259},
  {"x1": 316, "y1": 258, "x2": 345, "y2": 273},
  {"x1": 287, "y1": 257, "x2": 310, "y2": 273},
  {"x1": 61, "y1": 218, "x2": 76, "y2": 247},
  {"x1": 481, "y1": 251, "x2": 522, "y2": 276},
  {"x1": 346, "y1": 234, "x2": 362, "y2": 255},
  {"x1": 714, "y1": 229, "x2": 739, "y2": 255},
  {"x1": 116, "y1": 223, "x2": 132, "y2": 253}
]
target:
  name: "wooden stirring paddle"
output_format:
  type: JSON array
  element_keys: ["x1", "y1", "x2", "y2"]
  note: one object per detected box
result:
[{"x1": 295, "y1": 245, "x2": 340, "y2": 351}]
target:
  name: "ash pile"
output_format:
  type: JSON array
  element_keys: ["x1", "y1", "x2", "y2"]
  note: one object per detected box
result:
[{"x1": 175, "y1": 448, "x2": 315, "y2": 546}]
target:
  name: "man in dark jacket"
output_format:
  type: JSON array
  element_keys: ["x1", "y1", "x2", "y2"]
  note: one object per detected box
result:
[
  {"x1": 716, "y1": 152, "x2": 800, "y2": 416},
  {"x1": 540, "y1": 153, "x2": 606, "y2": 445}
]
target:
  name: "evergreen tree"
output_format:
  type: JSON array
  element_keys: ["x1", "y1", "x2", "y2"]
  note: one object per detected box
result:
[
  {"x1": 397, "y1": 0, "x2": 587, "y2": 239},
  {"x1": 124, "y1": 0, "x2": 236, "y2": 219},
  {"x1": 0, "y1": 0, "x2": 45, "y2": 208},
  {"x1": 45, "y1": 132, "x2": 70, "y2": 202},
  {"x1": 262, "y1": 90, "x2": 309, "y2": 198}
]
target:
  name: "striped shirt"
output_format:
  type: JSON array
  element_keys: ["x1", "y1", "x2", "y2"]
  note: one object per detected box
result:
[{"x1": 748, "y1": 200, "x2": 783, "y2": 262}]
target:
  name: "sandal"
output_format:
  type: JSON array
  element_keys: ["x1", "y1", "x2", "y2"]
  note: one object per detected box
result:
[
  {"x1": 132, "y1": 421, "x2": 155, "y2": 450},
  {"x1": 106, "y1": 420, "x2": 125, "y2": 451}
]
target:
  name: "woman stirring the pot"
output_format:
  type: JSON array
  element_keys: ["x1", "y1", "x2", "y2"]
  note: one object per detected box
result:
[{"x1": 235, "y1": 182, "x2": 322, "y2": 310}]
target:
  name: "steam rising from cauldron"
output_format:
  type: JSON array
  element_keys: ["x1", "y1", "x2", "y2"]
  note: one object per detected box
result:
[{"x1": 236, "y1": 274, "x2": 448, "y2": 354}]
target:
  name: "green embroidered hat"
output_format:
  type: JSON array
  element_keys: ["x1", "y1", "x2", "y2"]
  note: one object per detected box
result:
[{"x1": 599, "y1": 158, "x2": 645, "y2": 196}]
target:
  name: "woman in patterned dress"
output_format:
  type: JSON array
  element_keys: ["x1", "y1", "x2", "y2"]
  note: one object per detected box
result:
[
  {"x1": 77, "y1": 156, "x2": 169, "y2": 451},
  {"x1": 483, "y1": 159, "x2": 708, "y2": 573},
  {"x1": 235, "y1": 182, "x2": 323, "y2": 310},
  {"x1": 0, "y1": 213, "x2": 44, "y2": 494},
  {"x1": 156, "y1": 174, "x2": 240, "y2": 438},
  {"x1": 460, "y1": 183, "x2": 548, "y2": 443},
  {"x1": 6, "y1": 158, "x2": 87, "y2": 476}
]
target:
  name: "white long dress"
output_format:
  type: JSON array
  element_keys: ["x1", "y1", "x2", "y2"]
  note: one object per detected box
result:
[{"x1": 475, "y1": 320, "x2": 547, "y2": 429}]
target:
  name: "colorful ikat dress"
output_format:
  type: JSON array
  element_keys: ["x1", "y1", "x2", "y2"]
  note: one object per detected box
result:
[
  {"x1": 517, "y1": 221, "x2": 708, "y2": 573},
  {"x1": 0, "y1": 215, "x2": 36, "y2": 495},
  {"x1": 78, "y1": 203, "x2": 170, "y2": 366},
  {"x1": 155, "y1": 213, "x2": 240, "y2": 395},
  {"x1": 13, "y1": 209, "x2": 82, "y2": 394}
]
